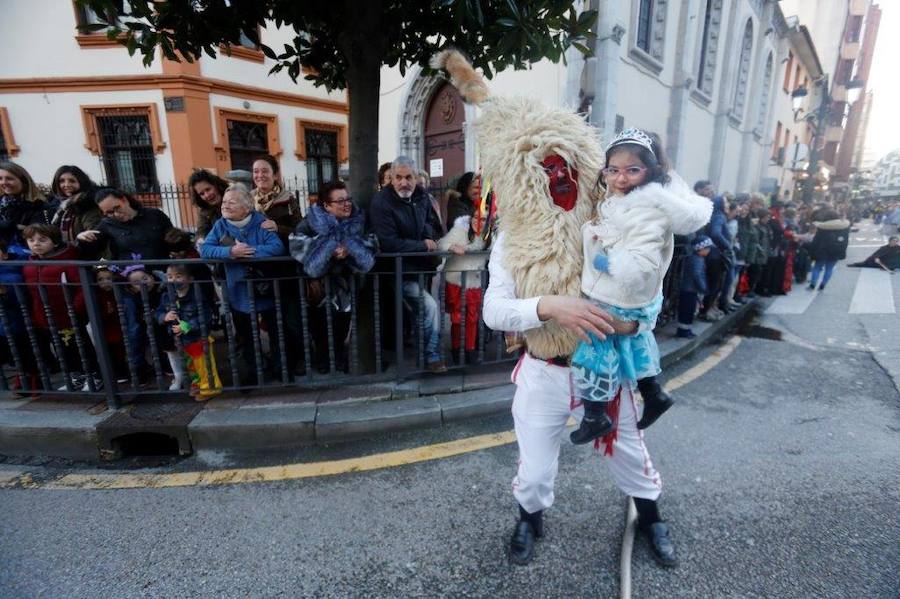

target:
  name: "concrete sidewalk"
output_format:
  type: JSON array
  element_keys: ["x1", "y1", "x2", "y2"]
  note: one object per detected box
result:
[{"x1": 0, "y1": 303, "x2": 756, "y2": 460}]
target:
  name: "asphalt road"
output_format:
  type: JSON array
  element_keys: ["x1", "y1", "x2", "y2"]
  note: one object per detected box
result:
[{"x1": 2, "y1": 222, "x2": 898, "y2": 598}]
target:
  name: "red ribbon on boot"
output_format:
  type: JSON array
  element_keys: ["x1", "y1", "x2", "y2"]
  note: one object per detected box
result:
[{"x1": 594, "y1": 388, "x2": 622, "y2": 456}]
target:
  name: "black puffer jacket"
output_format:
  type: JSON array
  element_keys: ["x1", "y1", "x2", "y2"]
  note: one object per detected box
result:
[
  {"x1": 808, "y1": 218, "x2": 851, "y2": 262},
  {"x1": 80, "y1": 207, "x2": 174, "y2": 260}
]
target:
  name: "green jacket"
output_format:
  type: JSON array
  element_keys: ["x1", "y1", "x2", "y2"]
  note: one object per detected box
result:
[
  {"x1": 736, "y1": 217, "x2": 756, "y2": 264},
  {"x1": 753, "y1": 222, "x2": 771, "y2": 265}
]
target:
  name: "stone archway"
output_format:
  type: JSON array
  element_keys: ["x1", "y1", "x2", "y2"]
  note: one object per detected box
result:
[{"x1": 398, "y1": 68, "x2": 476, "y2": 187}]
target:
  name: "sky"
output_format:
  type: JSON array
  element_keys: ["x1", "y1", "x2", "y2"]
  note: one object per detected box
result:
[{"x1": 864, "y1": 1, "x2": 899, "y2": 162}]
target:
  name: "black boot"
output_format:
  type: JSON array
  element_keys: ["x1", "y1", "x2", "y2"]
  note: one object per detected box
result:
[
  {"x1": 570, "y1": 400, "x2": 614, "y2": 444},
  {"x1": 633, "y1": 497, "x2": 677, "y2": 567},
  {"x1": 636, "y1": 377, "x2": 675, "y2": 430},
  {"x1": 509, "y1": 506, "x2": 543, "y2": 565}
]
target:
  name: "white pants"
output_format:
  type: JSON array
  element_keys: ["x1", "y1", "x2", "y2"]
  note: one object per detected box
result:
[{"x1": 511, "y1": 354, "x2": 662, "y2": 513}]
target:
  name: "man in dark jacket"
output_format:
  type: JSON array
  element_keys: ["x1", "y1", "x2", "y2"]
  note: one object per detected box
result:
[{"x1": 369, "y1": 156, "x2": 446, "y2": 372}]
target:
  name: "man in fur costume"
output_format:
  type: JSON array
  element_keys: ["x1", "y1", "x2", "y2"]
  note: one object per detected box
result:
[{"x1": 432, "y1": 50, "x2": 676, "y2": 566}]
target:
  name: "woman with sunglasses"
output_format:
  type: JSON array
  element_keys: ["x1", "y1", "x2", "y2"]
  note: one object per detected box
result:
[{"x1": 570, "y1": 129, "x2": 712, "y2": 446}]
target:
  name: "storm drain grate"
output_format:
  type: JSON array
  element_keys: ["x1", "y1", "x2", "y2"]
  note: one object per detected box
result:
[{"x1": 96, "y1": 403, "x2": 202, "y2": 460}]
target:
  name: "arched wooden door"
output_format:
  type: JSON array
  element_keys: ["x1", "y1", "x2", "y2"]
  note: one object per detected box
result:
[{"x1": 423, "y1": 82, "x2": 466, "y2": 191}]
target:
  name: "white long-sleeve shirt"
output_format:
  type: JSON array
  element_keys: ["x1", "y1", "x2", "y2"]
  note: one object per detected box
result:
[{"x1": 482, "y1": 233, "x2": 544, "y2": 333}]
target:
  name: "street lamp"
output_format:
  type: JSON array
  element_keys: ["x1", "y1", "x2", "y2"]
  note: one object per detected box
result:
[{"x1": 791, "y1": 76, "x2": 866, "y2": 204}]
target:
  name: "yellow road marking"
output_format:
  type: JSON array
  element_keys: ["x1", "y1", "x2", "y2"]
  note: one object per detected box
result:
[{"x1": 6, "y1": 336, "x2": 743, "y2": 491}]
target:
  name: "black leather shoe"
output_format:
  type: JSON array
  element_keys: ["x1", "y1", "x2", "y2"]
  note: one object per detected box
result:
[
  {"x1": 637, "y1": 379, "x2": 675, "y2": 430},
  {"x1": 570, "y1": 412, "x2": 615, "y2": 444},
  {"x1": 641, "y1": 521, "x2": 678, "y2": 567},
  {"x1": 509, "y1": 520, "x2": 536, "y2": 565}
]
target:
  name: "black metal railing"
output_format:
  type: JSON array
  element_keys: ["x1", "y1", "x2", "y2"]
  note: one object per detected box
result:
[
  {"x1": 0, "y1": 243, "x2": 689, "y2": 408},
  {"x1": 0, "y1": 253, "x2": 511, "y2": 408}
]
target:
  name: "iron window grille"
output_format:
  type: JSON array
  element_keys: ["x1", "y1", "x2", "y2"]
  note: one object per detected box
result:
[
  {"x1": 304, "y1": 128, "x2": 338, "y2": 196},
  {"x1": 96, "y1": 114, "x2": 160, "y2": 193},
  {"x1": 227, "y1": 120, "x2": 269, "y2": 173}
]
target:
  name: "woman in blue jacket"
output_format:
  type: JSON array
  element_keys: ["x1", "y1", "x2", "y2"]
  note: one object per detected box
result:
[{"x1": 201, "y1": 183, "x2": 293, "y2": 384}]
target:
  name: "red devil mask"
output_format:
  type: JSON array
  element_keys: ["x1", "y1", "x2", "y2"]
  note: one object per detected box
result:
[{"x1": 541, "y1": 154, "x2": 578, "y2": 211}]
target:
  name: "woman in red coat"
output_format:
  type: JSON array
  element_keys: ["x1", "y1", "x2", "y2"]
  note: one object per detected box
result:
[{"x1": 22, "y1": 224, "x2": 97, "y2": 390}]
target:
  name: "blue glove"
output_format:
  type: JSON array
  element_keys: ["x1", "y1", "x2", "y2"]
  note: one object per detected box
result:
[{"x1": 593, "y1": 252, "x2": 610, "y2": 273}]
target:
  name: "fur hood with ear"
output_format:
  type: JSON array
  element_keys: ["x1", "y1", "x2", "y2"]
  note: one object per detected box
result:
[
  {"x1": 437, "y1": 215, "x2": 487, "y2": 288},
  {"x1": 431, "y1": 49, "x2": 604, "y2": 358},
  {"x1": 581, "y1": 175, "x2": 712, "y2": 308}
]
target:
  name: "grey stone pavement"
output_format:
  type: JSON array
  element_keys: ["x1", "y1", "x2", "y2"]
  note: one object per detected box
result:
[{"x1": 1, "y1": 222, "x2": 898, "y2": 598}]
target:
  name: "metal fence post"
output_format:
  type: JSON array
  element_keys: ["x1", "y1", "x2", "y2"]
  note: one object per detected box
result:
[
  {"x1": 78, "y1": 266, "x2": 120, "y2": 409},
  {"x1": 394, "y1": 256, "x2": 405, "y2": 381}
]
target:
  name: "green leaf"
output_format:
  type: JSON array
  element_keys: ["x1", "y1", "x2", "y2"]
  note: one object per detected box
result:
[{"x1": 261, "y1": 44, "x2": 278, "y2": 60}]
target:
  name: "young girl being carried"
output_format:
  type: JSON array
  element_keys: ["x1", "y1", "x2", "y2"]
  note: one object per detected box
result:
[{"x1": 570, "y1": 129, "x2": 712, "y2": 444}]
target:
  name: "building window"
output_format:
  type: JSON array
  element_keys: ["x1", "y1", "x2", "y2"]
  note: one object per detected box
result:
[
  {"x1": 696, "y1": 0, "x2": 723, "y2": 98},
  {"x1": 220, "y1": 26, "x2": 265, "y2": 62},
  {"x1": 793, "y1": 64, "x2": 802, "y2": 91},
  {"x1": 73, "y1": 0, "x2": 132, "y2": 47},
  {"x1": 294, "y1": 119, "x2": 348, "y2": 197},
  {"x1": 74, "y1": 0, "x2": 128, "y2": 31},
  {"x1": 0, "y1": 108, "x2": 19, "y2": 160},
  {"x1": 835, "y1": 58, "x2": 854, "y2": 85},
  {"x1": 636, "y1": 0, "x2": 653, "y2": 52},
  {"x1": 227, "y1": 120, "x2": 269, "y2": 173},
  {"x1": 756, "y1": 53, "x2": 774, "y2": 133},
  {"x1": 731, "y1": 19, "x2": 754, "y2": 123},
  {"x1": 304, "y1": 129, "x2": 338, "y2": 196},
  {"x1": 629, "y1": 0, "x2": 667, "y2": 74},
  {"x1": 772, "y1": 121, "x2": 783, "y2": 160},
  {"x1": 96, "y1": 114, "x2": 160, "y2": 192},
  {"x1": 783, "y1": 51, "x2": 794, "y2": 92},
  {"x1": 214, "y1": 108, "x2": 281, "y2": 175},
  {"x1": 845, "y1": 15, "x2": 863, "y2": 43},
  {"x1": 81, "y1": 104, "x2": 165, "y2": 188}
]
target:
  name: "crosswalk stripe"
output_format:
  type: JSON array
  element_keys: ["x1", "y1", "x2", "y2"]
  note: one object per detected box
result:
[
  {"x1": 766, "y1": 287, "x2": 820, "y2": 314},
  {"x1": 849, "y1": 269, "x2": 896, "y2": 314}
]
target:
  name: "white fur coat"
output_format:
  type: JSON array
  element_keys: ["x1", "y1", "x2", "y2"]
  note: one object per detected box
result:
[
  {"x1": 437, "y1": 216, "x2": 487, "y2": 288},
  {"x1": 581, "y1": 175, "x2": 712, "y2": 308}
]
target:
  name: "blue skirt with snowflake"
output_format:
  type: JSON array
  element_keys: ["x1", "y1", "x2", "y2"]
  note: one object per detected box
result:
[{"x1": 571, "y1": 294, "x2": 663, "y2": 403}]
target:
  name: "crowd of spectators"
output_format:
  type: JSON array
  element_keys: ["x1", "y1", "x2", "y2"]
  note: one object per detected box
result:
[
  {"x1": 673, "y1": 180, "x2": 877, "y2": 338},
  {"x1": 1, "y1": 154, "x2": 895, "y2": 396}
]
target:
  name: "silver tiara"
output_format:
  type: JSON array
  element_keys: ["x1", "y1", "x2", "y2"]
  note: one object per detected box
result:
[{"x1": 606, "y1": 128, "x2": 655, "y2": 157}]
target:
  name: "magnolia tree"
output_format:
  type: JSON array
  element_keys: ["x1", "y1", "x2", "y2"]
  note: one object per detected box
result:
[{"x1": 78, "y1": 0, "x2": 595, "y2": 205}]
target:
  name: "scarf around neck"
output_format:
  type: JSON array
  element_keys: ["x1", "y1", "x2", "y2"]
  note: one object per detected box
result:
[{"x1": 253, "y1": 184, "x2": 285, "y2": 213}]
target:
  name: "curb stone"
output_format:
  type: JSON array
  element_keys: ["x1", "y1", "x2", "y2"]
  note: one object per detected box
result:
[
  {"x1": 315, "y1": 396, "x2": 442, "y2": 441},
  {"x1": 0, "y1": 302, "x2": 756, "y2": 459}
]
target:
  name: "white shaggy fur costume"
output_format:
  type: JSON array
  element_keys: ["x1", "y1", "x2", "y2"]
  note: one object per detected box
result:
[
  {"x1": 433, "y1": 50, "x2": 601, "y2": 360},
  {"x1": 432, "y1": 50, "x2": 663, "y2": 514}
]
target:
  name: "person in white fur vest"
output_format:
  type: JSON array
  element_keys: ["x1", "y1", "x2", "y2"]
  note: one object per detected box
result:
[
  {"x1": 570, "y1": 129, "x2": 712, "y2": 445},
  {"x1": 437, "y1": 213, "x2": 489, "y2": 364},
  {"x1": 432, "y1": 48, "x2": 690, "y2": 569}
]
